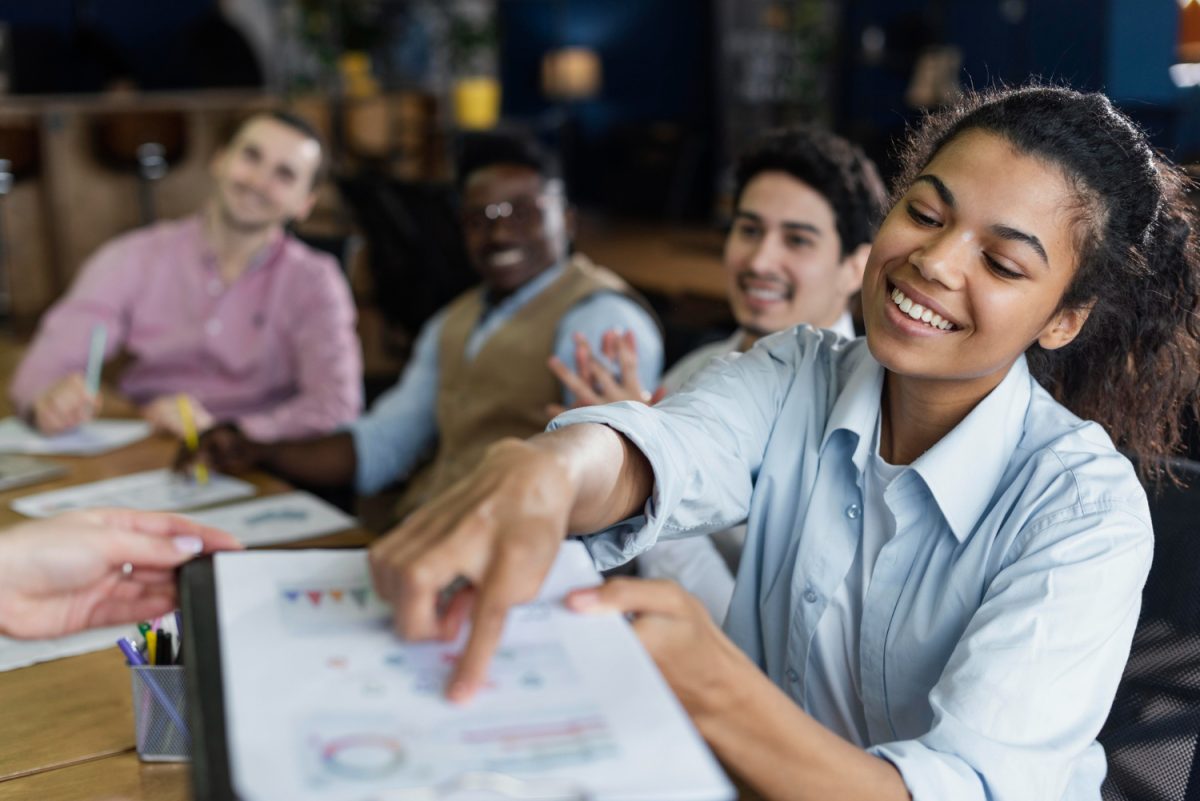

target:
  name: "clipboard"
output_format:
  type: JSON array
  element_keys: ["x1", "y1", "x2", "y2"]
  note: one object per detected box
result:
[
  {"x1": 180, "y1": 549, "x2": 733, "y2": 801},
  {"x1": 181, "y1": 557, "x2": 595, "y2": 801},
  {"x1": 180, "y1": 555, "x2": 236, "y2": 801}
]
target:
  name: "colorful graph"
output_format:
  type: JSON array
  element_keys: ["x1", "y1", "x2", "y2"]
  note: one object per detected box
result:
[
  {"x1": 382, "y1": 640, "x2": 578, "y2": 696},
  {"x1": 278, "y1": 582, "x2": 391, "y2": 631},
  {"x1": 300, "y1": 707, "x2": 619, "y2": 788},
  {"x1": 459, "y1": 711, "x2": 619, "y2": 773}
]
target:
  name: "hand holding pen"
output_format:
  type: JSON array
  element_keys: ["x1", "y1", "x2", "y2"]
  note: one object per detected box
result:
[
  {"x1": 176, "y1": 394, "x2": 208, "y2": 485},
  {"x1": 30, "y1": 324, "x2": 107, "y2": 435},
  {"x1": 173, "y1": 422, "x2": 262, "y2": 479}
]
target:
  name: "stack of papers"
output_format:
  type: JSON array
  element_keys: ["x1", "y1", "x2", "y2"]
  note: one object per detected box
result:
[
  {"x1": 215, "y1": 544, "x2": 733, "y2": 801},
  {"x1": 0, "y1": 418, "x2": 151, "y2": 456},
  {"x1": 11, "y1": 468, "x2": 256, "y2": 518},
  {"x1": 0, "y1": 454, "x2": 66, "y2": 492},
  {"x1": 0, "y1": 625, "x2": 138, "y2": 673},
  {"x1": 186, "y1": 492, "x2": 357, "y2": 547}
]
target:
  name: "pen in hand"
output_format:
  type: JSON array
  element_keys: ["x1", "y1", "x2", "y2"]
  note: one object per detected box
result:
[
  {"x1": 84, "y1": 324, "x2": 106, "y2": 398},
  {"x1": 176, "y1": 395, "x2": 209, "y2": 485}
]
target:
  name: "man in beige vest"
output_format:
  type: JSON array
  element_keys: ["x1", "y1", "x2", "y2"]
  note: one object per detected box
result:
[{"x1": 185, "y1": 133, "x2": 662, "y2": 519}]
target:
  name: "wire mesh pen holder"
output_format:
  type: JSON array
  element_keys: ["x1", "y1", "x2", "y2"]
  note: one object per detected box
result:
[{"x1": 130, "y1": 665, "x2": 191, "y2": 762}]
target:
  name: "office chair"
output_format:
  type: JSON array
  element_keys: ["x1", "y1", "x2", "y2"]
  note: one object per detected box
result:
[
  {"x1": 336, "y1": 176, "x2": 476, "y2": 338},
  {"x1": 1100, "y1": 457, "x2": 1200, "y2": 800}
]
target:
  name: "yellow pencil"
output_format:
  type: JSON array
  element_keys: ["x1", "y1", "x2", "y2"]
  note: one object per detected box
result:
[
  {"x1": 145, "y1": 630, "x2": 158, "y2": 666},
  {"x1": 176, "y1": 394, "x2": 209, "y2": 485}
]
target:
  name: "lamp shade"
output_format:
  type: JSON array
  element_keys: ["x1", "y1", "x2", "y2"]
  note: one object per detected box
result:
[
  {"x1": 1182, "y1": 0, "x2": 1200, "y2": 63},
  {"x1": 542, "y1": 47, "x2": 602, "y2": 100}
]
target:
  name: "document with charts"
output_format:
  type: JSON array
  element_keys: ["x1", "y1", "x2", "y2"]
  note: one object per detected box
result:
[
  {"x1": 0, "y1": 417, "x2": 151, "y2": 456},
  {"x1": 11, "y1": 468, "x2": 255, "y2": 518},
  {"x1": 186, "y1": 491, "x2": 357, "y2": 547},
  {"x1": 214, "y1": 544, "x2": 734, "y2": 801}
]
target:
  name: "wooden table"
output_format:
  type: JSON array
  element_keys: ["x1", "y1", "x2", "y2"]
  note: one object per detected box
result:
[{"x1": 0, "y1": 432, "x2": 371, "y2": 799}]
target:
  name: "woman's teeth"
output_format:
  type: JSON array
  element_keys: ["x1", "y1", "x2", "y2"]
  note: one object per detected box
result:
[{"x1": 890, "y1": 287, "x2": 955, "y2": 331}]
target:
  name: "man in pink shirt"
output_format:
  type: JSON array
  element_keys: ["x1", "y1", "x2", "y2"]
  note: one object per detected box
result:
[{"x1": 11, "y1": 111, "x2": 363, "y2": 441}]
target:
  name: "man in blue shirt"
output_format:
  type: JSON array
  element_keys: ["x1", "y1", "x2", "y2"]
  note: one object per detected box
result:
[{"x1": 187, "y1": 133, "x2": 662, "y2": 515}]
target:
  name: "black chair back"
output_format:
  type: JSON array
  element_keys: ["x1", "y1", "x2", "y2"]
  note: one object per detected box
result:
[
  {"x1": 1101, "y1": 457, "x2": 1200, "y2": 800},
  {"x1": 336, "y1": 176, "x2": 476, "y2": 337}
]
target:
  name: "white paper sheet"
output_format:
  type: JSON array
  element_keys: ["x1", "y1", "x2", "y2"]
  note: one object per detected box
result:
[
  {"x1": 186, "y1": 492, "x2": 358, "y2": 547},
  {"x1": 12, "y1": 468, "x2": 256, "y2": 518},
  {"x1": 215, "y1": 545, "x2": 733, "y2": 801},
  {"x1": 0, "y1": 417, "x2": 151, "y2": 456},
  {"x1": 0, "y1": 624, "x2": 137, "y2": 672}
]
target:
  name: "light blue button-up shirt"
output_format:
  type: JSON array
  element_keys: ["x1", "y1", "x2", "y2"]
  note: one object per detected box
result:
[
  {"x1": 351, "y1": 262, "x2": 663, "y2": 494},
  {"x1": 551, "y1": 326, "x2": 1152, "y2": 801}
]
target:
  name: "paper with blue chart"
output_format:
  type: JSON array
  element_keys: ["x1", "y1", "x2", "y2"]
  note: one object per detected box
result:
[
  {"x1": 185, "y1": 491, "x2": 357, "y2": 547},
  {"x1": 0, "y1": 417, "x2": 151, "y2": 456},
  {"x1": 10, "y1": 468, "x2": 255, "y2": 518},
  {"x1": 214, "y1": 545, "x2": 734, "y2": 801}
]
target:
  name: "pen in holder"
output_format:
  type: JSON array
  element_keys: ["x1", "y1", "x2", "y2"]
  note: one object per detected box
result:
[{"x1": 130, "y1": 664, "x2": 191, "y2": 762}]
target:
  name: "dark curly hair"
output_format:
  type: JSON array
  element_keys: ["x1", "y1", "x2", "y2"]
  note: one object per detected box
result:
[
  {"x1": 894, "y1": 85, "x2": 1200, "y2": 480},
  {"x1": 454, "y1": 131, "x2": 562, "y2": 193},
  {"x1": 733, "y1": 125, "x2": 887, "y2": 258}
]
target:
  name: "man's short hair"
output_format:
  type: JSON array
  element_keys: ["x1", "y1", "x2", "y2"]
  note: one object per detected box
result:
[
  {"x1": 231, "y1": 109, "x2": 327, "y2": 189},
  {"x1": 454, "y1": 131, "x2": 563, "y2": 194},
  {"x1": 733, "y1": 126, "x2": 886, "y2": 258}
]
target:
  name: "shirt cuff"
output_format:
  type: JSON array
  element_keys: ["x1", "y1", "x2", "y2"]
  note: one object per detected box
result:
[
  {"x1": 867, "y1": 740, "x2": 980, "y2": 801},
  {"x1": 346, "y1": 418, "x2": 383, "y2": 495}
]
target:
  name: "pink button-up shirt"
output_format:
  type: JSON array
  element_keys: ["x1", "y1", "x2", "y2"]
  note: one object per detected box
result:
[{"x1": 11, "y1": 216, "x2": 363, "y2": 441}]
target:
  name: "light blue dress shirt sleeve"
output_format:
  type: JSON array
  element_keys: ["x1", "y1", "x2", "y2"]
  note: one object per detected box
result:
[
  {"x1": 348, "y1": 310, "x2": 445, "y2": 495},
  {"x1": 550, "y1": 329, "x2": 816, "y2": 567},
  {"x1": 555, "y1": 292, "x2": 664, "y2": 406}
]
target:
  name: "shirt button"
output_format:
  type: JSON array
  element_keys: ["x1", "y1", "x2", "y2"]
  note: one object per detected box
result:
[
  {"x1": 785, "y1": 668, "x2": 799, "y2": 683},
  {"x1": 803, "y1": 589, "x2": 818, "y2": 603},
  {"x1": 206, "y1": 319, "x2": 223, "y2": 336},
  {"x1": 208, "y1": 279, "x2": 223, "y2": 296},
  {"x1": 845, "y1": 503, "x2": 861, "y2": 520}
]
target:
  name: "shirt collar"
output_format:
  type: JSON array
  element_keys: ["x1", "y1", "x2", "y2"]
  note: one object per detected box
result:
[
  {"x1": 480, "y1": 261, "x2": 566, "y2": 319},
  {"x1": 821, "y1": 350, "x2": 1033, "y2": 542},
  {"x1": 820, "y1": 345, "x2": 886, "y2": 476},
  {"x1": 908, "y1": 355, "x2": 1032, "y2": 541},
  {"x1": 733, "y1": 312, "x2": 855, "y2": 354},
  {"x1": 829, "y1": 310, "x2": 856, "y2": 340},
  {"x1": 194, "y1": 214, "x2": 287, "y2": 277}
]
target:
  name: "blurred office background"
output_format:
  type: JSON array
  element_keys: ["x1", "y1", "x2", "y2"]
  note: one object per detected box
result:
[{"x1": 0, "y1": 0, "x2": 1192, "y2": 381}]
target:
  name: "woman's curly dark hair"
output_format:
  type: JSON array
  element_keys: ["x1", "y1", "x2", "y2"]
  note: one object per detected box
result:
[{"x1": 894, "y1": 85, "x2": 1200, "y2": 482}]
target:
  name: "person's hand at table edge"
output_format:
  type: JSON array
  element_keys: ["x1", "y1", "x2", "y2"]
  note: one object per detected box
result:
[
  {"x1": 173, "y1": 421, "x2": 262, "y2": 477},
  {"x1": 0, "y1": 509, "x2": 243, "y2": 639}
]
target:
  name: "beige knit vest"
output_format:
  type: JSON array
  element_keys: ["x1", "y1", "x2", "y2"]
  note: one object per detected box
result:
[{"x1": 395, "y1": 254, "x2": 652, "y2": 518}]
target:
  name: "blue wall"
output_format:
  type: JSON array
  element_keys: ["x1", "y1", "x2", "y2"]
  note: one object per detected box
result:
[
  {"x1": 0, "y1": 0, "x2": 214, "y2": 92},
  {"x1": 497, "y1": 0, "x2": 715, "y2": 215}
]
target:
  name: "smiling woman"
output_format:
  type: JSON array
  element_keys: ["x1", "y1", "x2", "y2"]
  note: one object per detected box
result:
[
  {"x1": 366, "y1": 85, "x2": 1200, "y2": 801},
  {"x1": 884, "y1": 90, "x2": 1200, "y2": 475}
]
